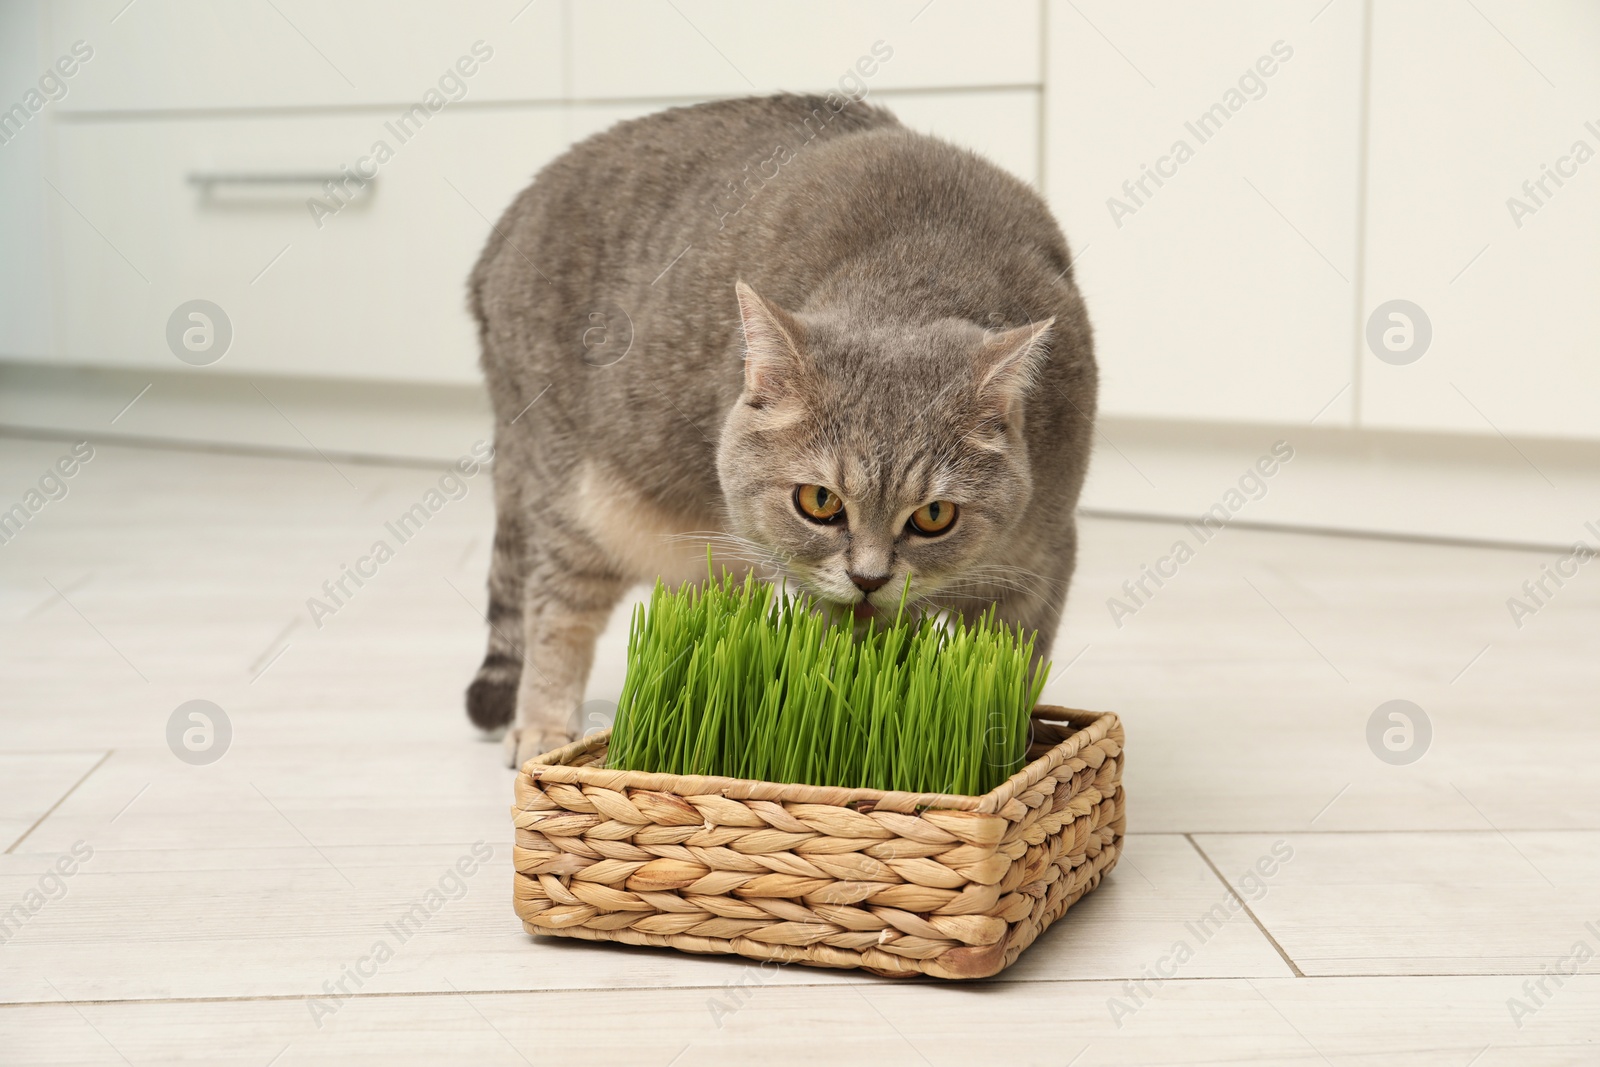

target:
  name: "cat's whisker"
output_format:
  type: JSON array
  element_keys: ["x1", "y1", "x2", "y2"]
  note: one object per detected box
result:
[
  {"x1": 654, "y1": 530, "x2": 794, "y2": 580},
  {"x1": 939, "y1": 568, "x2": 1043, "y2": 590},
  {"x1": 928, "y1": 572, "x2": 1050, "y2": 601},
  {"x1": 657, "y1": 530, "x2": 767, "y2": 555},
  {"x1": 964, "y1": 562, "x2": 1066, "y2": 585},
  {"x1": 954, "y1": 564, "x2": 1066, "y2": 596}
]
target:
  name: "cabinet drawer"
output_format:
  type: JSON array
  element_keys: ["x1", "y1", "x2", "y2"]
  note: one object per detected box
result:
[
  {"x1": 47, "y1": 0, "x2": 562, "y2": 112},
  {"x1": 47, "y1": 108, "x2": 570, "y2": 383}
]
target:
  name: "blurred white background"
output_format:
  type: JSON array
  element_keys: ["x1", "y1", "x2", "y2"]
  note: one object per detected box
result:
[{"x1": 2, "y1": 0, "x2": 1598, "y2": 543}]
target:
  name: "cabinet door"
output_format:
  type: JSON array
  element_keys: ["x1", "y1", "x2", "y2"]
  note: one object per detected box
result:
[
  {"x1": 1046, "y1": 0, "x2": 1365, "y2": 424},
  {"x1": 47, "y1": 108, "x2": 570, "y2": 383},
  {"x1": 1360, "y1": 0, "x2": 1600, "y2": 440}
]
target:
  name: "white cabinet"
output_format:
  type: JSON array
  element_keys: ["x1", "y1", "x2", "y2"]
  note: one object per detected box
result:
[
  {"x1": 14, "y1": 0, "x2": 1597, "y2": 442},
  {"x1": 1046, "y1": 0, "x2": 1366, "y2": 426},
  {"x1": 1359, "y1": 0, "x2": 1600, "y2": 440}
]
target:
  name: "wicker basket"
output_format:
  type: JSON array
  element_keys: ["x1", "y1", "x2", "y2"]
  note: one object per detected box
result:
[{"x1": 511, "y1": 705, "x2": 1124, "y2": 980}]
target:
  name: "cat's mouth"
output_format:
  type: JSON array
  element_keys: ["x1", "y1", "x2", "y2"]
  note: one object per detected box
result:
[
  {"x1": 786, "y1": 570, "x2": 920, "y2": 624},
  {"x1": 806, "y1": 591, "x2": 888, "y2": 625},
  {"x1": 839, "y1": 593, "x2": 919, "y2": 625}
]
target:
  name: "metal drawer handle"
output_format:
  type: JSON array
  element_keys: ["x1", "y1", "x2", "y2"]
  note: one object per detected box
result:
[
  {"x1": 187, "y1": 171, "x2": 377, "y2": 213},
  {"x1": 187, "y1": 172, "x2": 371, "y2": 188}
]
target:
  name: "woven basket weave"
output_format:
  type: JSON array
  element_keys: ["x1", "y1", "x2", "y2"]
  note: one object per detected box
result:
[{"x1": 511, "y1": 705, "x2": 1124, "y2": 979}]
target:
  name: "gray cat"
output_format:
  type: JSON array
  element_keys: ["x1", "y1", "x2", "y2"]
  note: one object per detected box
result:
[{"x1": 466, "y1": 94, "x2": 1097, "y2": 767}]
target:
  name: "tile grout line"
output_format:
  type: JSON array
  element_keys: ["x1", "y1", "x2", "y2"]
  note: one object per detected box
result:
[
  {"x1": 1184, "y1": 833, "x2": 1306, "y2": 979},
  {"x1": 3, "y1": 969, "x2": 1589, "y2": 1011},
  {"x1": 4, "y1": 751, "x2": 115, "y2": 854}
]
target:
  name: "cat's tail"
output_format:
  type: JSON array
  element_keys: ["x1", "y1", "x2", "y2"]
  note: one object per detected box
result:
[
  {"x1": 464, "y1": 514, "x2": 524, "y2": 732},
  {"x1": 466, "y1": 651, "x2": 519, "y2": 732}
]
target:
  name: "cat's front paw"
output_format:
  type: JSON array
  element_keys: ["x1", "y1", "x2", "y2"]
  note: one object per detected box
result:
[{"x1": 502, "y1": 726, "x2": 574, "y2": 770}]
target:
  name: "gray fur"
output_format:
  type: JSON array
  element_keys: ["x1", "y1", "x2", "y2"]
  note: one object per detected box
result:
[{"x1": 465, "y1": 94, "x2": 1097, "y2": 766}]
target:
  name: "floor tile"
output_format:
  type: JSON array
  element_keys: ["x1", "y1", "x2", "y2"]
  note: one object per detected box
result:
[{"x1": 1195, "y1": 831, "x2": 1600, "y2": 976}]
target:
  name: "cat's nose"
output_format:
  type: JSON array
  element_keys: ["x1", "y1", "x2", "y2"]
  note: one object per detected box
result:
[{"x1": 849, "y1": 572, "x2": 890, "y2": 594}]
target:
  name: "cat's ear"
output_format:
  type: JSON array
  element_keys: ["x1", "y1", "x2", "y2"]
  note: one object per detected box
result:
[
  {"x1": 734, "y1": 281, "x2": 805, "y2": 403},
  {"x1": 975, "y1": 318, "x2": 1054, "y2": 420}
]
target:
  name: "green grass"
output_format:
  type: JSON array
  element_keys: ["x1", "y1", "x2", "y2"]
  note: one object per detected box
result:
[{"x1": 606, "y1": 562, "x2": 1050, "y2": 795}]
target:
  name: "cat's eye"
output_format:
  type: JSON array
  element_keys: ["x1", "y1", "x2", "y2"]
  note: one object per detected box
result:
[
  {"x1": 795, "y1": 484, "x2": 845, "y2": 524},
  {"x1": 907, "y1": 500, "x2": 958, "y2": 536}
]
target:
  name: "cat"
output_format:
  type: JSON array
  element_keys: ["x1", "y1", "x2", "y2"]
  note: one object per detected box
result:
[{"x1": 465, "y1": 94, "x2": 1097, "y2": 768}]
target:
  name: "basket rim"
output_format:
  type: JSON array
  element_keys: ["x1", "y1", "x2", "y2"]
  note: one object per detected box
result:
[{"x1": 520, "y1": 704, "x2": 1121, "y2": 815}]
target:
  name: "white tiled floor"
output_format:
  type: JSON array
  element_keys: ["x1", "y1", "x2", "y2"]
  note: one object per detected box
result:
[{"x1": 1, "y1": 436, "x2": 1596, "y2": 1065}]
